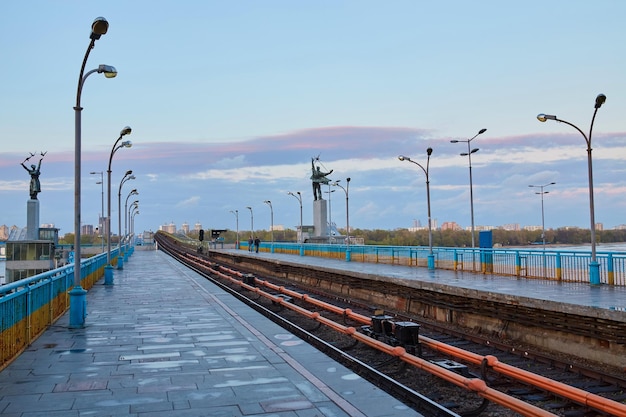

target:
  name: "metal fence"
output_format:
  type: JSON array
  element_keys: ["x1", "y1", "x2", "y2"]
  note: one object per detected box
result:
[
  {"x1": 0, "y1": 249, "x2": 117, "y2": 371},
  {"x1": 259, "y1": 243, "x2": 626, "y2": 286}
]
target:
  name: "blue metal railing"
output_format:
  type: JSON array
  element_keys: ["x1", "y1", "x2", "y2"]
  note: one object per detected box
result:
[
  {"x1": 238, "y1": 242, "x2": 626, "y2": 286},
  {"x1": 1, "y1": 247, "x2": 123, "y2": 370}
]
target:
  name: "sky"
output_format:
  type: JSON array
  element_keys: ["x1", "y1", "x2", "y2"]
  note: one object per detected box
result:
[{"x1": 1, "y1": 1, "x2": 626, "y2": 238}]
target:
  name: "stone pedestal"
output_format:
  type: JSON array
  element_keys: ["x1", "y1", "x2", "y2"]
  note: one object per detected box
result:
[
  {"x1": 313, "y1": 199, "x2": 328, "y2": 237},
  {"x1": 26, "y1": 199, "x2": 40, "y2": 240}
]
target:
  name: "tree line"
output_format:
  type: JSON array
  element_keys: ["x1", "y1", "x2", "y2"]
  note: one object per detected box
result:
[{"x1": 166, "y1": 227, "x2": 626, "y2": 248}]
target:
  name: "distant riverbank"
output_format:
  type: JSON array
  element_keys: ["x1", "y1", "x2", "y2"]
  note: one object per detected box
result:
[{"x1": 505, "y1": 242, "x2": 626, "y2": 252}]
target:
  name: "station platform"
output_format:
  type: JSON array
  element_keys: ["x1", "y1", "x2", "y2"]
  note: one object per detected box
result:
[
  {"x1": 0, "y1": 250, "x2": 424, "y2": 417},
  {"x1": 218, "y1": 248, "x2": 626, "y2": 318}
]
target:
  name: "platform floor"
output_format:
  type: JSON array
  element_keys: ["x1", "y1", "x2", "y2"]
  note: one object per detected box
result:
[
  {"x1": 220, "y1": 248, "x2": 626, "y2": 315},
  {"x1": 0, "y1": 250, "x2": 424, "y2": 417}
]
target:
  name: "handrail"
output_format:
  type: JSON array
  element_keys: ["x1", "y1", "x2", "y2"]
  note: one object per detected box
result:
[
  {"x1": 162, "y1": 229, "x2": 626, "y2": 287},
  {"x1": 1, "y1": 248, "x2": 121, "y2": 370},
  {"x1": 239, "y1": 241, "x2": 626, "y2": 286}
]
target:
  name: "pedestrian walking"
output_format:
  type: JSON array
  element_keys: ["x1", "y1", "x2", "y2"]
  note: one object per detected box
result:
[
  {"x1": 248, "y1": 237, "x2": 253, "y2": 252},
  {"x1": 254, "y1": 237, "x2": 260, "y2": 253}
]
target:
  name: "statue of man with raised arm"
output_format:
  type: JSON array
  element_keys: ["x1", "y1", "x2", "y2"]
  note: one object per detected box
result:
[{"x1": 310, "y1": 157, "x2": 333, "y2": 201}]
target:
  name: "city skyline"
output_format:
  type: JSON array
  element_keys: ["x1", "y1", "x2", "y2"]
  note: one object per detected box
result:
[{"x1": 1, "y1": 2, "x2": 626, "y2": 235}]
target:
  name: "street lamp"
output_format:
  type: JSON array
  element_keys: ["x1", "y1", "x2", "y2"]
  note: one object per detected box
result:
[
  {"x1": 264, "y1": 200, "x2": 274, "y2": 253},
  {"x1": 331, "y1": 178, "x2": 351, "y2": 261},
  {"x1": 117, "y1": 171, "x2": 135, "y2": 269},
  {"x1": 288, "y1": 191, "x2": 304, "y2": 256},
  {"x1": 451, "y1": 128, "x2": 487, "y2": 251},
  {"x1": 127, "y1": 199, "x2": 138, "y2": 246},
  {"x1": 530, "y1": 182, "x2": 556, "y2": 279},
  {"x1": 325, "y1": 185, "x2": 336, "y2": 241},
  {"x1": 106, "y1": 127, "x2": 132, "y2": 282},
  {"x1": 537, "y1": 93, "x2": 606, "y2": 284},
  {"x1": 130, "y1": 201, "x2": 139, "y2": 240},
  {"x1": 229, "y1": 210, "x2": 239, "y2": 249},
  {"x1": 246, "y1": 206, "x2": 254, "y2": 248},
  {"x1": 90, "y1": 171, "x2": 104, "y2": 252},
  {"x1": 528, "y1": 182, "x2": 556, "y2": 248},
  {"x1": 398, "y1": 148, "x2": 434, "y2": 270},
  {"x1": 71, "y1": 17, "x2": 115, "y2": 328},
  {"x1": 124, "y1": 188, "x2": 138, "y2": 247},
  {"x1": 131, "y1": 209, "x2": 139, "y2": 240}
]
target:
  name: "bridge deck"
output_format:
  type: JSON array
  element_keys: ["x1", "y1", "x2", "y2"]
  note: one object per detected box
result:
[{"x1": 0, "y1": 249, "x2": 423, "y2": 417}]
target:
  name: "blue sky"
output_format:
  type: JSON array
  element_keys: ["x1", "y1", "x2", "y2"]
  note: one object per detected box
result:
[{"x1": 1, "y1": 1, "x2": 626, "y2": 237}]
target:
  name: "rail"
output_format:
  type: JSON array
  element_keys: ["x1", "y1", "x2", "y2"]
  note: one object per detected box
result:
[{"x1": 0, "y1": 247, "x2": 122, "y2": 370}]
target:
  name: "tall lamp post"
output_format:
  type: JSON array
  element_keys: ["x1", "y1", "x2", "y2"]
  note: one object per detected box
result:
[
  {"x1": 129, "y1": 202, "x2": 139, "y2": 241},
  {"x1": 331, "y1": 178, "x2": 351, "y2": 261},
  {"x1": 90, "y1": 171, "x2": 104, "y2": 252},
  {"x1": 125, "y1": 190, "x2": 138, "y2": 245},
  {"x1": 451, "y1": 128, "x2": 487, "y2": 251},
  {"x1": 131, "y1": 208, "x2": 139, "y2": 240},
  {"x1": 230, "y1": 210, "x2": 239, "y2": 249},
  {"x1": 246, "y1": 206, "x2": 254, "y2": 248},
  {"x1": 106, "y1": 127, "x2": 132, "y2": 283},
  {"x1": 528, "y1": 182, "x2": 556, "y2": 248},
  {"x1": 529, "y1": 182, "x2": 555, "y2": 279},
  {"x1": 325, "y1": 185, "x2": 336, "y2": 242},
  {"x1": 288, "y1": 191, "x2": 304, "y2": 256},
  {"x1": 127, "y1": 199, "x2": 138, "y2": 246},
  {"x1": 398, "y1": 148, "x2": 434, "y2": 270},
  {"x1": 117, "y1": 171, "x2": 135, "y2": 269},
  {"x1": 264, "y1": 200, "x2": 274, "y2": 253},
  {"x1": 537, "y1": 93, "x2": 606, "y2": 284},
  {"x1": 128, "y1": 200, "x2": 138, "y2": 243},
  {"x1": 71, "y1": 17, "x2": 116, "y2": 328}
]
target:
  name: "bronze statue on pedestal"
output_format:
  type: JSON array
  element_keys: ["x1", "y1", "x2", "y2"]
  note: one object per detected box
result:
[{"x1": 21, "y1": 152, "x2": 46, "y2": 200}]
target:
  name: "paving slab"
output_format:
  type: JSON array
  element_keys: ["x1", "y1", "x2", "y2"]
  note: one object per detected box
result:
[{"x1": 0, "y1": 249, "x2": 423, "y2": 417}]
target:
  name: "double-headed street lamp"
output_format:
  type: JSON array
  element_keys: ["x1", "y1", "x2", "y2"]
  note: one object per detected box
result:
[
  {"x1": 131, "y1": 207, "x2": 139, "y2": 240},
  {"x1": 399, "y1": 148, "x2": 434, "y2": 270},
  {"x1": 325, "y1": 186, "x2": 335, "y2": 241},
  {"x1": 288, "y1": 191, "x2": 304, "y2": 256},
  {"x1": 230, "y1": 210, "x2": 239, "y2": 249},
  {"x1": 117, "y1": 172, "x2": 135, "y2": 269},
  {"x1": 71, "y1": 17, "x2": 116, "y2": 328},
  {"x1": 451, "y1": 128, "x2": 487, "y2": 250},
  {"x1": 331, "y1": 178, "x2": 351, "y2": 261},
  {"x1": 125, "y1": 189, "x2": 138, "y2": 244},
  {"x1": 528, "y1": 182, "x2": 556, "y2": 248},
  {"x1": 529, "y1": 182, "x2": 556, "y2": 279},
  {"x1": 106, "y1": 127, "x2": 132, "y2": 282},
  {"x1": 537, "y1": 93, "x2": 606, "y2": 284},
  {"x1": 129, "y1": 201, "x2": 139, "y2": 241},
  {"x1": 127, "y1": 199, "x2": 139, "y2": 245},
  {"x1": 264, "y1": 200, "x2": 274, "y2": 253},
  {"x1": 90, "y1": 171, "x2": 104, "y2": 252}
]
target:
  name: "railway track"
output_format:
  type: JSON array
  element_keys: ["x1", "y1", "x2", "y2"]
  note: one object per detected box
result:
[{"x1": 155, "y1": 233, "x2": 626, "y2": 416}]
